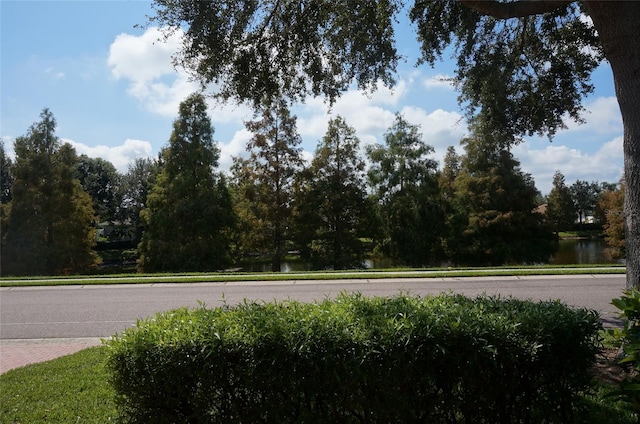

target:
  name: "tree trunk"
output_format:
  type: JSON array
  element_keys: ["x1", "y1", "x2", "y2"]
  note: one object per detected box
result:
[
  {"x1": 584, "y1": 2, "x2": 640, "y2": 289},
  {"x1": 272, "y1": 224, "x2": 283, "y2": 272}
]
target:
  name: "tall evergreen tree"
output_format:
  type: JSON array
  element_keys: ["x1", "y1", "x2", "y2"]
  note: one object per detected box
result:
[
  {"x1": 599, "y1": 181, "x2": 625, "y2": 261},
  {"x1": 439, "y1": 146, "x2": 460, "y2": 202},
  {"x1": 232, "y1": 102, "x2": 304, "y2": 271},
  {"x1": 147, "y1": 0, "x2": 640, "y2": 287},
  {"x1": 593, "y1": 181, "x2": 617, "y2": 225},
  {"x1": 138, "y1": 93, "x2": 234, "y2": 272},
  {"x1": 2, "y1": 109, "x2": 99, "y2": 276},
  {"x1": 366, "y1": 113, "x2": 443, "y2": 266},
  {"x1": 0, "y1": 140, "x2": 13, "y2": 204},
  {"x1": 547, "y1": 171, "x2": 577, "y2": 233},
  {"x1": 294, "y1": 116, "x2": 372, "y2": 269},
  {"x1": 0, "y1": 141, "x2": 13, "y2": 243},
  {"x1": 449, "y1": 126, "x2": 556, "y2": 266},
  {"x1": 438, "y1": 146, "x2": 468, "y2": 262}
]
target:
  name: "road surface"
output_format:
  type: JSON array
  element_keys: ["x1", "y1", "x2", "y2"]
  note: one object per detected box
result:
[{"x1": 0, "y1": 274, "x2": 626, "y2": 340}]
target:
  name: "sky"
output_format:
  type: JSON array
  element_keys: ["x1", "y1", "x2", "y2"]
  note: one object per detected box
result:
[{"x1": 1, "y1": 1, "x2": 624, "y2": 195}]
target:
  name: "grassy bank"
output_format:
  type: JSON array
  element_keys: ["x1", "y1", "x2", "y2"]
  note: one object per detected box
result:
[{"x1": 0, "y1": 264, "x2": 626, "y2": 287}]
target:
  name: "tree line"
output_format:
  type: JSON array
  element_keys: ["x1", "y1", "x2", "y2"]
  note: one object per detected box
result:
[
  {"x1": 0, "y1": 94, "x2": 624, "y2": 276},
  {"x1": 546, "y1": 170, "x2": 625, "y2": 261},
  {"x1": 142, "y1": 2, "x2": 640, "y2": 289}
]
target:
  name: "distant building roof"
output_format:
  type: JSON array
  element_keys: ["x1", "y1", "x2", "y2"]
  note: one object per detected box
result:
[{"x1": 534, "y1": 204, "x2": 547, "y2": 215}]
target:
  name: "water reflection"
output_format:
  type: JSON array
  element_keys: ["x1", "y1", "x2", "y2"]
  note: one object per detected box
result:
[
  {"x1": 240, "y1": 259, "x2": 310, "y2": 273},
  {"x1": 241, "y1": 239, "x2": 618, "y2": 271},
  {"x1": 550, "y1": 238, "x2": 616, "y2": 265}
]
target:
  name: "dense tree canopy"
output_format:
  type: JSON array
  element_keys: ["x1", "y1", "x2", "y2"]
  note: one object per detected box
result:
[
  {"x1": 438, "y1": 145, "x2": 467, "y2": 260},
  {"x1": 147, "y1": 1, "x2": 640, "y2": 287},
  {"x1": 0, "y1": 141, "x2": 13, "y2": 204},
  {"x1": 367, "y1": 114, "x2": 444, "y2": 266},
  {"x1": 138, "y1": 93, "x2": 234, "y2": 272},
  {"x1": 232, "y1": 102, "x2": 304, "y2": 271},
  {"x1": 76, "y1": 155, "x2": 122, "y2": 223},
  {"x1": 118, "y1": 157, "x2": 161, "y2": 241},
  {"x1": 449, "y1": 126, "x2": 556, "y2": 265},
  {"x1": 411, "y1": 1, "x2": 601, "y2": 141},
  {"x1": 570, "y1": 179, "x2": 601, "y2": 227},
  {"x1": 294, "y1": 116, "x2": 373, "y2": 269},
  {"x1": 547, "y1": 171, "x2": 577, "y2": 233},
  {"x1": 148, "y1": 0, "x2": 599, "y2": 140},
  {"x1": 2, "y1": 109, "x2": 99, "y2": 276},
  {"x1": 4, "y1": 103, "x2": 627, "y2": 273},
  {"x1": 148, "y1": 0, "x2": 400, "y2": 107},
  {"x1": 600, "y1": 181, "x2": 625, "y2": 261},
  {"x1": 439, "y1": 146, "x2": 460, "y2": 195}
]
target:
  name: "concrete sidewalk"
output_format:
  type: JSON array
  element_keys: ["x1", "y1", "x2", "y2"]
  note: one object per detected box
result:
[{"x1": 0, "y1": 338, "x2": 103, "y2": 374}]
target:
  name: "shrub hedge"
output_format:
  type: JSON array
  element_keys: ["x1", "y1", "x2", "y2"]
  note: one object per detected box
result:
[
  {"x1": 611, "y1": 289, "x2": 640, "y2": 415},
  {"x1": 106, "y1": 293, "x2": 601, "y2": 423}
]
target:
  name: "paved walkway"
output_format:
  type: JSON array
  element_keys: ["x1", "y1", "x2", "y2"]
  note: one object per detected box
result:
[{"x1": 0, "y1": 338, "x2": 103, "y2": 374}]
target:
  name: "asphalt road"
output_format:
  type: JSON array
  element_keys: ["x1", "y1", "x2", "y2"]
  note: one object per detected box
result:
[{"x1": 0, "y1": 274, "x2": 626, "y2": 340}]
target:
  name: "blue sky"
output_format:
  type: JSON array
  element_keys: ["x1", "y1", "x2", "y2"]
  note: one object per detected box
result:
[{"x1": 1, "y1": 1, "x2": 624, "y2": 194}]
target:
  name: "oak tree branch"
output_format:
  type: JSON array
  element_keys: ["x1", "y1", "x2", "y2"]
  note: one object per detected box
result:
[{"x1": 459, "y1": 0, "x2": 574, "y2": 19}]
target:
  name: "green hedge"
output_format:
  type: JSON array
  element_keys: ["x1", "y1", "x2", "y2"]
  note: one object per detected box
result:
[
  {"x1": 106, "y1": 293, "x2": 601, "y2": 423},
  {"x1": 611, "y1": 289, "x2": 640, "y2": 415}
]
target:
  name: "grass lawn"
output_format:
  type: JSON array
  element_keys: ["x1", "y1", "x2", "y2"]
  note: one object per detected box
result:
[
  {"x1": 0, "y1": 347, "x2": 117, "y2": 423},
  {"x1": 0, "y1": 345, "x2": 636, "y2": 423},
  {"x1": 558, "y1": 230, "x2": 604, "y2": 239},
  {"x1": 0, "y1": 264, "x2": 626, "y2": 287}
]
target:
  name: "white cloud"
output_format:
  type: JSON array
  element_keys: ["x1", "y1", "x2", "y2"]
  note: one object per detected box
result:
[
  {"x1": 296, "y1": 112, "x2": 332, "y2": 143},
  {"x1": 208, "y1": 99, "x2": 254, "y2": 126},
  {"x1": 63, "y1": 138, "x2": 154, "y2": 173},
  {"x1": 291, "y1": 78, "x2": 468, "y2": 168},
  {"x1": 295, "y1": 80, "x2": 410, "y2": 146},
  {"x1": 131, "y1": 74, "x2": 198, "y2": 117},
  {"x1": 219, "y1": 129, "x2": 252, "y2": 171},
  {"x1": 564, "y1": 96, "x2": 622, "y2": 134},
  {"x1": 108, "y1": 27, "x2": 180, "y2": 82},
  {"x1": 515, "y1": 95, "x2": 624, "y2": 193},
  {"x1": 1, "y1": 136, "x2": 16, "y2": 160},
  {"x1": 108, "y1": 27, "x2": 255, "y2": 125},
  {"x1": 108, "y1": 27, "x2": 199, "y2": 118},
  {"x1": 401, "y1": 107, "x2": 466, "y2": 138},
  {"x1": 300, "y1": 149, "x2": 314, "y2": 166},
  {"x1": 398, "y1": 106, "x2": 468, "y2": 164},
  {"x1": 45, "y1": 67, "x2": 65, "y2": 80},
  {"x1": 514, "y1": 136, "x2": 623, "y2": 194}
]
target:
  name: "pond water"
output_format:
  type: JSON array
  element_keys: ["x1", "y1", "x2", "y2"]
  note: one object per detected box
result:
[
  {"x1": 240, "y1": 259, "x2": 310, "y2": 273},
  {"x1": 550, "y1": 238, "x2": 618, "y2": 265},
  {"x1": 241, "y1": 238, "x2": 619, "y2": 271}
]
